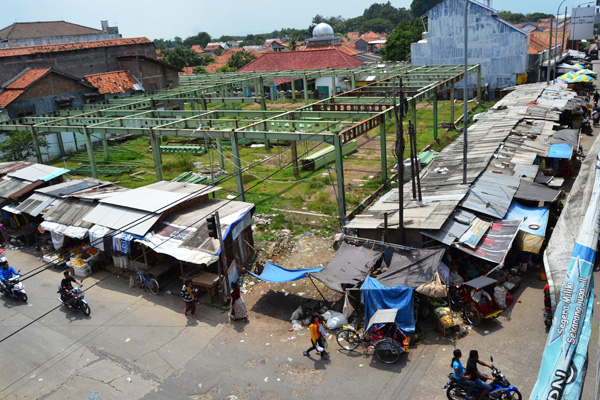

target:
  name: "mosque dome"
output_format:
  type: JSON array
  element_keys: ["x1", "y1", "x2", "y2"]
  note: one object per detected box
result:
[{"x1": 312, "y1": 23, "x2": 334, "y2": 39}]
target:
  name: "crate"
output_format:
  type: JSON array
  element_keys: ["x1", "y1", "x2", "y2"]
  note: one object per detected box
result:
[{"x1": 67, "y1": 261, "x2": 92, "y2": 278}]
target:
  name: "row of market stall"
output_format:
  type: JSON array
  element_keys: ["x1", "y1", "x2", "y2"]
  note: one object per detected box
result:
[{"x1": 0, "y1": 161, "x2": 256, "y2": 299}]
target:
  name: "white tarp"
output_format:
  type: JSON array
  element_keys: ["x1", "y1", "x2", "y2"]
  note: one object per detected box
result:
[
  {"x1": 544, "y1": 135, "x2": 600, "y2": 308},
  {"x1": 40, "y1": 220, "x2": 89, "y2": 240}
]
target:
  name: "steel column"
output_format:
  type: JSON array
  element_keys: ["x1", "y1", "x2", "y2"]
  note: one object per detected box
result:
[
  {"x1": 291, "y1": 78, "x2": 296, "y2": 100},
  {"x1": 290, "y1": 141, "x2": 299, "y2": 177},
  {"x1": 148, "y1": 129, "x2": 163, "y2": 181},
  {"x1": 331, "y1": 76, "x2": 336, "y2": 97},
  {"x1": 433, "y1": 93, "x2": 438, "y2": 141},
  {"x1": 215, "y1": 138, "x2": 225, "y2": 169},
  {"x1": 27, "y1": 125, "x2": 43, "y2": 163},
  {"x1": 351, "y1": 73, "x2": 356, "y2": 89},
  {"x1": 302, "y1": 75, "x2": 309, "y2": 105},
  {"x1": 55, "y1": 131, "x2": 65, "y2": 156},
  {"x1": 476, "y1": 66, "x2": 482, "y2": 102},
  {"x1": 379, "y1": 121, "x2": 387, "y2": 183},
  {"x1": 101, "y1": 133, "x2": 110, "y2": 160},
  {"x1": 231, "y1": 131, "x2": 245, "y2": 201},
  {"x1": 83, "y1": 127, "x2": 98, "y2": 179},
  {"x1": 450, "y1": 83, "x2": 455, "y2": 123},
  {"x1": 333, "y1": 134, "x2": 346, "y2": 222}
]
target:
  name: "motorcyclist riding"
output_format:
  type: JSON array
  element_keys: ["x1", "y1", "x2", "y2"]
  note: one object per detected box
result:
[
  {"x1": 0, "y1": 261, "x2": 18, "y2": 291},
  {"x1": 466, "y1": 350, "x2": 496, "y2": 400},
  {"x1": 61, "y1": 270, "x2": 82, "y2": 308}
]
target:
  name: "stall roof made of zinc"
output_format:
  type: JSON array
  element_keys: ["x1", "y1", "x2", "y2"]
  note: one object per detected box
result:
[
  {"x1": 421, "y1": 208, "x2": 477, "y2": 245},
  {"x1": 14, "y1": 192, "x2": 55, "y2": 216},
  {"x1": 82, "y1": 203, "x2": 160, "y2": 236},
  {"x1": 460, "y1": 172, "x2": 520, "y2": 219},
  {"x1": 42, "y1": 198, "x2": 97, "y2": 228},
  {"x1": 36, "y1": 178, "x2": 107, "y2": 197},
  {"x1": 99, "y1": 182, "x2": 219, "y2": 212},
  {"x1": 0, "y1": 178, "x2": 32, "y2": 199},
  {"x1": 6, "y1": 164, "x2": 68, "y2": 182}
]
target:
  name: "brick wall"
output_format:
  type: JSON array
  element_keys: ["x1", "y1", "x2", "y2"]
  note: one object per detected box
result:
[
  {"x1": 18, "y1": 73, "x2": 92, "y2": 100},
  {"x1": 0, "y1": 42, "x2": 156, "y2": 84},
  {"x1": 118, "y1": 57, "x2": 179, "y2": 91}
]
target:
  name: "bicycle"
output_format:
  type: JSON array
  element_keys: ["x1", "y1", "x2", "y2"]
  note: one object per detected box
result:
[{"x1": 134, "y1": 270, "x2": 160, "y2": 294}]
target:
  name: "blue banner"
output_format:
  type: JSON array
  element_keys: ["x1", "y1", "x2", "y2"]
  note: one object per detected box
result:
[{"x1": 529, "y1": 152, "x2": 600, "y2": 400}]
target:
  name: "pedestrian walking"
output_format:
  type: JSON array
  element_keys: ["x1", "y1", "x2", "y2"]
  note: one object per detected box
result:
[
  {"x1": 594, "y1": 91, "x2": 599, "y2": 106},
  {"x1": 181, "y1": 279, "x2": 196, "y2": 318},
  {"x1": 318, "y1": 315, "x2": 329, "y2": 358},
  {"x1": 303, "y1": 314, "x2": 325, "y2": 358}
]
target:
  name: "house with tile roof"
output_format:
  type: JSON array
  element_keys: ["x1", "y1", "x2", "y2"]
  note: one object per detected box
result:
[
  {"x1": 84, "y1": 70, "x2": 143, "y2": 97},
  {"x1": 238, "y1": 48, "x2": 362, "y2": 98},
  {"x1": 117, "y1": 55, "x2": 180, "y2": 91},
  {"x1": 0, "y1": 20, "x2": 120, "y2": 48},
  {"x1": 0, "y1": 68, "x2": 97, "y2": 119},
  {"x1": 0, "y1": 37, "x2": 156, "y2": 84}
]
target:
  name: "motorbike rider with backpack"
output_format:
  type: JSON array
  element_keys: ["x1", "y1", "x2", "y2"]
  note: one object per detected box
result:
[{"x1": 60, "y1": 270, "x2": 82, "y2": 308}]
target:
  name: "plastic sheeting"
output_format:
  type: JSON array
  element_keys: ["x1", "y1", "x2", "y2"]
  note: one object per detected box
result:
[
  {"x1": 504, "y1": 201, "x2": 549, "y2": 236},
  {"x1": 454, "y1": 220, "x2": 521, "y2": 264},
  {"x1": 376, "y1": 248, "x2": 445, "y2": 288},
  {"x1": 360, "y1": 276, "x2": 415, "y2": 336},
  {"x1": 247, "y1": 261, "x2": 323, "y2": 283},
  {"x1": 548, "y1": 143, "x2": 573, "y2": 159},
  {"x1": 311, "y1": 242, "x2": 383, "y2": 292},
  {"x1": 40, "y1": 220, "x2": 89, "y2": 240}
]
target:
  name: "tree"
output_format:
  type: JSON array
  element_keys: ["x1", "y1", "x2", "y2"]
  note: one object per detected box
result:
[
  {"x1": 0, "y1": 130, "x2": 49, "y2": 161},
  {"x1": 228, "y1": 51, "x2": 257, "y2": 70},
  {"x1": 288, "y1": 36, "x2": 298, "y2": 51},
  {"x1": 383, "y1": 20, "x2": 423, "y2": 61},
  {"x1": 163, "y1": 46, "x2": 204, "y2": 69},
  {"x1": 182, "y1": 32, "x2": 211, "y2": 48},
  {"x1": 362, "y1": 18, "x2": 395, "y2": 34},
  {"x1": 193, "y1": 66, "x2": 208, "y2": 74},
  {"x1": 410, "y1": 0, "x2": 443, "y2": 19}
]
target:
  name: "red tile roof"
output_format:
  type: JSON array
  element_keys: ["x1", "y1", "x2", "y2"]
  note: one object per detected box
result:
[
  {"x1": 84, "y1": 70, "x2": 140, "y2": 94},
  {"x1": 528, "y1": 35, "x2": 548, "y2": 54},
  {"x1": 0, "y1": 90, "x2": 25, "y2": 108},
  {"x1": 180, "y1": 67, "x2": 195, "y2": 75},
  {"x1": 530, "y1": 29, "x2": 571, "y2": 53},
  {"x1": 205, "y1": 44, "x2": 223, "y2": 50},
  {"x1": 5, "y1": 68, "x2": 51, "y2": 89},
  {"x1": 238, "y1": 49, "x2": 362, "y2": 72},
  {"x1": 0, "y1": 37, "x2": 152, "y2": 58},
  {"x1": 191, "y1": 45, "x2": 204, "y2": 54},
  {"x1": 301, "y1": 44, "x2": 362, "y2": 56}
]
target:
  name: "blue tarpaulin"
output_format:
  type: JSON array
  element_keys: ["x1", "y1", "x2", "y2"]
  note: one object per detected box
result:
[
  {"x1": 504, "y1": 201, "x2": 549, "y2": 236},
  {"x1": 548, "y1": 143, "x2": 573, "y2": 159},
  {"x1": 247, "y1": 261, "x2": 323, "y2": 283},
  {"x1": 360, "y1": 275, "x2": 415, "y2": 336}
]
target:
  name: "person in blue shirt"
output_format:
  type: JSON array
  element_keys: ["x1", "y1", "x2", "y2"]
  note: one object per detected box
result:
[
  {"x1": 0, "y1": 261, "x2": 18, "y2": 291},
  {"x1": 451, "y1": 349, "x2": 475, "y2": 399}
]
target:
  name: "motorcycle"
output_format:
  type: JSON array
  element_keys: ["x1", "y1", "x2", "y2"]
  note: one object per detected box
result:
[
  {"x1": 1, "y1": 271, "x2": 27, "y2": 302},
  {"x1": 57, "y1": 282, "x2": 90, "y2": 316},
  {"x1": 444, "y1": 357, "x2": 521, "y2": 400},
  {"x1": 582, "y1": 118, "x2": 593, "y2": 136}
]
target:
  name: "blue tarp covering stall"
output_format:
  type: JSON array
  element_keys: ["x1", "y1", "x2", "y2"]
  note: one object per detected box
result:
[
  {"x1": 247, "y1": 261, "x2": 323, "y2": 283},
  {"x1": 548, "y1": 143, "x2": 573, "y2": 159},
  {"x1": 504, "y1": 201, "x2": 549, "y2": 236},
  {"x1": 360, "y1": 275, "x2": 415, "y2": 336}
]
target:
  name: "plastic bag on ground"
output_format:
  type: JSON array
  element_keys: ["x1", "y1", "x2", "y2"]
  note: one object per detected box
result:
[
  {"x1": 494, "y1": 286, "x2": 508, "y2": 309},
  {"x1": 290, "y1": 306, "x2": 303, "y2": 321},
  {"x1": 292, "y1": 320, "x2": 302, "y2": 331},
  {"x1": 326, "y1": 312, "x2": 348, "y2": 330}
]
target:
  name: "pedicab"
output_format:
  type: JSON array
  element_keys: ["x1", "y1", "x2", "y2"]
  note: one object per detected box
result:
[
  {"x1": 336, "y1": 308, "x2": 410, "y2": 364},
  {"x1": 449, "y1": 276, "x2": 503, "y2": 326}
]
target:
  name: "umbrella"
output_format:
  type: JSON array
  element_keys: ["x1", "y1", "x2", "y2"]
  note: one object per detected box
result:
[
  {"x1": 573, "y1": 63, "x2": 587, "y2": 69},
  {"x1": 570, "y1": 74, "x2": 595, "y2": 82},
  {"x1": 557, "y1": 72, "x2": 580, "y2": 81},
  {"x1": 576, "y1": 68, "x2": 597, "y2": 76}
]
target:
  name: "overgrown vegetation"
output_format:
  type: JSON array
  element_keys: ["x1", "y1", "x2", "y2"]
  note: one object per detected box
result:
[{"x1": 0, "y1": 130, "x2": 49, "y2": 162}]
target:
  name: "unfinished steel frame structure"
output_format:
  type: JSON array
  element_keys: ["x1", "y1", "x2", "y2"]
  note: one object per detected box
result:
[{"x1": 0, "y1": 63, "x2": 481, "y2": 222}]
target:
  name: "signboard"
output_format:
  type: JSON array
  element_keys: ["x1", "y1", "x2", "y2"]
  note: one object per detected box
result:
[{"x1": 571, "y1": 6, "x2": 596, "y2": 40}]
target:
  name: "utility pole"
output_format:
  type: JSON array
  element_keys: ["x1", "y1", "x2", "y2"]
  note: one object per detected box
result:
[
  {"x1": 207, "y1": 212, "x2": 230, "y2": 304},
  {"x1": 547, "y1": 17, "x2": 553, "y2": 85},
  {"x1": 392, "y1": 79, "x2": 405, "y2": 244},
  {"x1": 463, "y1": 0, "x2": 469, "y2": 184}
]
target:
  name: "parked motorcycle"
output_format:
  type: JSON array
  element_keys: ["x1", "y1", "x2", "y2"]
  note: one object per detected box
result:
[
  {"x1": 543, "y1": 284, "x2": 552, "y2": 329},
  {"x1": 444, "y1": 357, "x2": 521, "y2": 400},
  {"x1": 582, "y1": 118, "x2": 593, "y2": 136},
  {"x1": 57, "y1": 282, "x2": 90, "y2": 316},
  {"x1": 1, "y1": 271, "x2": 27, "y2": 302}
]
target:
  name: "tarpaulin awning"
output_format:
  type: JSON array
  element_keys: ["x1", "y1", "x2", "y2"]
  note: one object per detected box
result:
[
  {"x1": 504, "y1": 201, "x2": 549, "y2": 236},
  {"x1": 311, "y1": 242, "x2": 383, "y2": 292},
  {"x1": 548, "y1": 143, "x2": 573, "y2": 159},
  {"x1": 39, "y1": 220, "x2": 88, "y2": 240},
  {"x1": 549, "y1": 129, "x2": 579, "y2": 149},
  {"x1": 515, "y1": 179, "x2": 561, "y2": 202},
  {"x1": 376, "y1": 248, "x2": 445, "y2": 288},
  {"x1": 454, "y1": 220, "x2": 521, "y2": 264},
  {"x1": 361, "y1": 275, "x2": 415, "y2": 336},
  {"x1": 248, "y1": 261, "x2": 323, "y2": 283},
  {"x1": 458, "y1": 217, "x2": 491, "y2": 248}
]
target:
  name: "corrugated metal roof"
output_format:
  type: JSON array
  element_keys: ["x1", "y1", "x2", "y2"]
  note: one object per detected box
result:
[
  {"x1": 14, "y1": 192, "x2": 55, "y2": 216},
  {"x1": 0, "y1": 178, "x2": 31, "y2": 199},
  {"x1": 7, "y1": 164, "x2": 68, "y2": 182},
  {"x1": 36, "y1": 178, "x2": 106, "y2": 197},
  {"x1": 145, "y1": 180, "x2": 221, "y2": 195},
  {"x1": 513, "y1": 164, "x2": 540, "y2": 180},
  {"x1": 460, "y1": 172, "x2": 520, "y2": 219},
  {"x1": 421, "y1": 208, "x2": 476, "y2": 245},
  {"x1": 82, "y1": 203, "x2": 160, "y2": 236},
  {"x1": 42, "y1": 198, "x2": 96, "y2": 228}
]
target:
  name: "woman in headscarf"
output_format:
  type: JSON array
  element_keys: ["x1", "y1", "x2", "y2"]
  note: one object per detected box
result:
[{"x1": 230, "y1": 281, "x2": 248, "y2": 321}]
